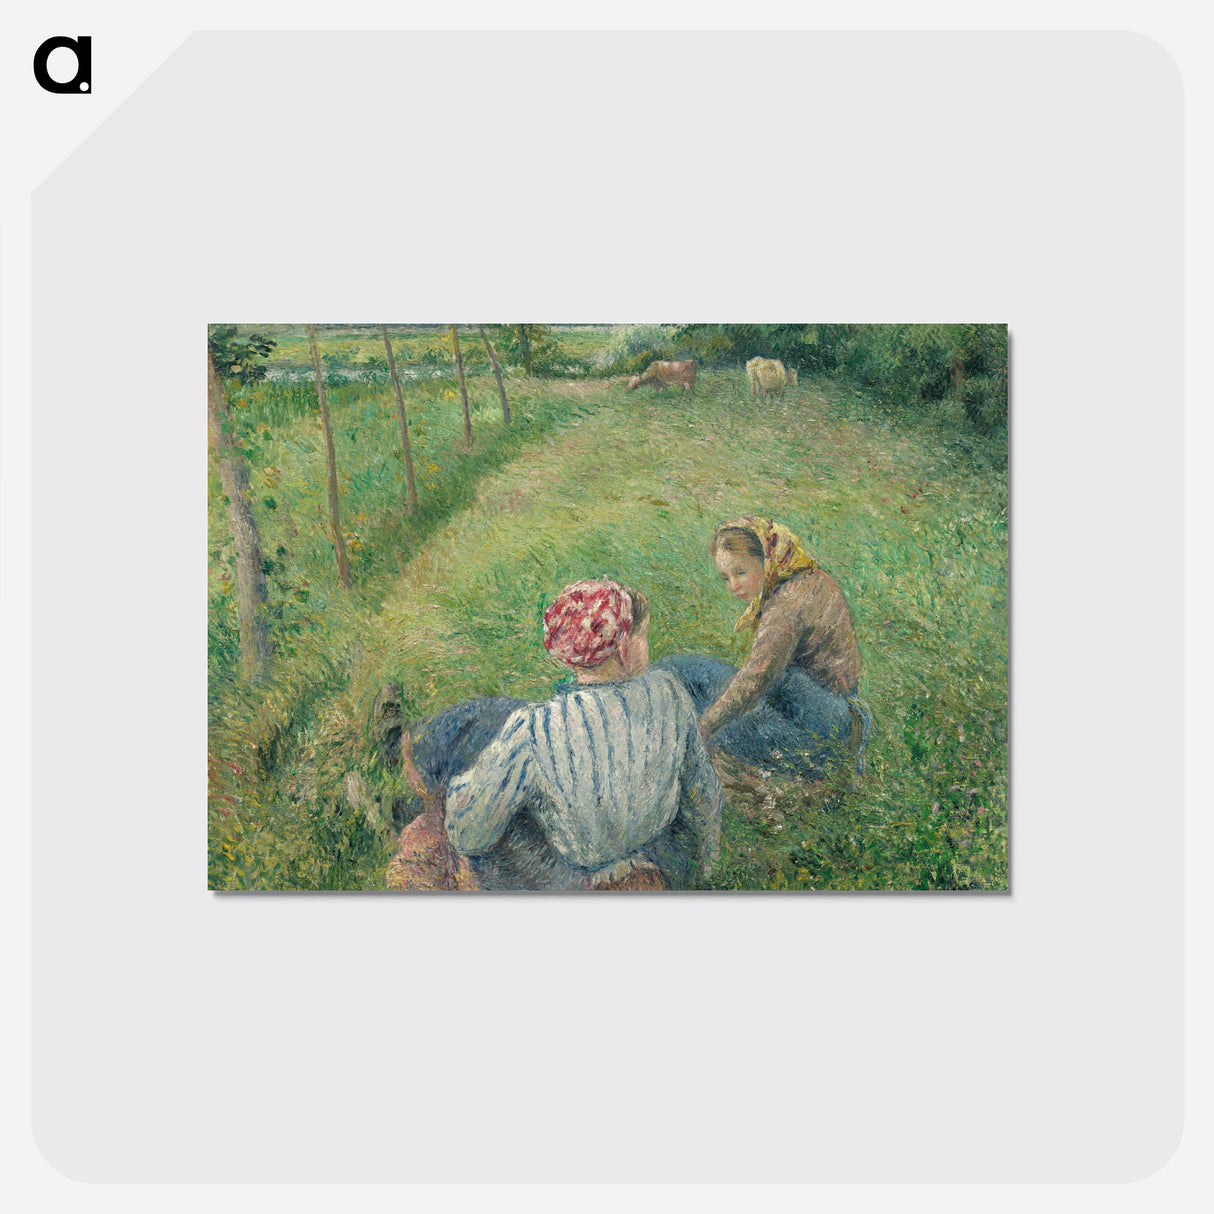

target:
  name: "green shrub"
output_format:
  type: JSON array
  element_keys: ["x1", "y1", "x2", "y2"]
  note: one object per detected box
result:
[
  {"x1": 587, "y1": 324, "x2": 679, "y2": 375},
  {"x1": 487, "y1": 325, "x2": 585, "y2": 376}
]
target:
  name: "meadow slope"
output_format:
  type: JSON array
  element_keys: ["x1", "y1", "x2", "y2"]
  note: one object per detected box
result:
[{"x1": 208, "y1": 370, "x2": 1007, "y2": 891}]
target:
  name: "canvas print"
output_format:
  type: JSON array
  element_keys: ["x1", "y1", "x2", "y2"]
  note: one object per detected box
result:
[{"x1": 207, "y1": 324, "x2": 1008, "y2": 892}]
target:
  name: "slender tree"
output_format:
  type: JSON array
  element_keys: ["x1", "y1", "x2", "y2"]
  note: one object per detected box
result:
[
  {"x1": 381, "y1": 324, "x2": 419, "y2": 511},
  {"x1": 478, "y1": 325, "x2": 511, "y2": 425},
  {"x1": 517, "y1": 324, "x2": 533, "y2": 377},
  {"x1": 451, "y1": 324, "x2": 473, "y2": 447},
  {"x1": 207, "y1": 347, "x2": 271, "y2": 683},
  {"x1": 305, "y1": 324, "x2": 352, "y2": 588}
]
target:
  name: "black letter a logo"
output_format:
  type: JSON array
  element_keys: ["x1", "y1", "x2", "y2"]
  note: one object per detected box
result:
[{"x1": 33, "y1": 36, "x2": 92, "y2": 94}]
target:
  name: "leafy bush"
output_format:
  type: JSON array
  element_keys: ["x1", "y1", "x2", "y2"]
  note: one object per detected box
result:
[
  {"x1": 488, "y1": 325, "x2": 584, "y2": 376},
  {"x1": 208, "y1": 324, "x2": 277, "y2": 384},
  {"x1": 586, "y1": 324, "x2": 680, "y2": 376},
  {"x1": 839, "y1": 324, "x2": 1008, "y2": 436}
]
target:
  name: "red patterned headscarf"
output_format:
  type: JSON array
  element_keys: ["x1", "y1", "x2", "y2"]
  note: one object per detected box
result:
[{"x1": 542, "y1": 579, "x2": 634, "y2": 668}]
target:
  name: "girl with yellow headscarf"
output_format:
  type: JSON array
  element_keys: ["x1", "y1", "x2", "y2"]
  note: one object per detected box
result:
[{"x1": 659, "y1": 517, "x2": 872, "y2": 778}]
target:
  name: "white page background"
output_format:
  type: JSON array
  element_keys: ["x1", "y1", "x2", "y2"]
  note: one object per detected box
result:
[{"x1": 3, "y1": 8, "x2": 1207, "y2": 1208}]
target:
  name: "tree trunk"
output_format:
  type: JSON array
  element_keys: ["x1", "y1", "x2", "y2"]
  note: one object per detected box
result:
[
  {"x1": 517, "y1": 324, "x2": 533, "y2": 377},
  {"x1": 207, "y1": 350, "x2": 271, "y2": 684},
  {"x1": 381, "y1": 324, "x2": 419, "y2": 511},
  {"x1": 305, "y1": 324, "x2": 352, "y2": 588},
  {"x1": 478, "y1": 325, "x2": 511, "y2": 425},
  {"x1": 451, "y1": 324, "x2": 472, "y2": 447}
]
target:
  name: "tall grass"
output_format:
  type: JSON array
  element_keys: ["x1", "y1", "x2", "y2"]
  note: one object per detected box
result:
[
  {"x1": 209, "y1": 356, "x2": 1007, "y2": 892},
  {"x1": 207, "y1": 372, "x2": 600, "y2": 888}
]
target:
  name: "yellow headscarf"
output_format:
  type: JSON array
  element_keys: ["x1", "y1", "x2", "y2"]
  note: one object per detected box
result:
[{"x1": 714, "y1": 516, "x2": 818, "y2": 632}]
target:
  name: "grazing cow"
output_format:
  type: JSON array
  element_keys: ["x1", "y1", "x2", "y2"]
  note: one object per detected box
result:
[
  {"x1": 626, "y1": 359, "x2": 698, "y2": 395},
  {"x1": 746, "y1": 357, "x2": 797, "y2": 403}
]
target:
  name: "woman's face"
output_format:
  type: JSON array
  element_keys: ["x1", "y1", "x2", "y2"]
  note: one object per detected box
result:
[{"x1": 714, "y1": 549, "x2": 765, "y2": 603}]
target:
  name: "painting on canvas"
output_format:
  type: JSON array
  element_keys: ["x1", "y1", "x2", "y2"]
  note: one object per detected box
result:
[{"x1": 207, "y1": 323, "x2": 1008, "y2": 892}]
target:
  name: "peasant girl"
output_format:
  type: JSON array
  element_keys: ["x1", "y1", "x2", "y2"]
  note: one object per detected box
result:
[{"x1": 661, "y1": 517, "x2": 872, "y2": 779}]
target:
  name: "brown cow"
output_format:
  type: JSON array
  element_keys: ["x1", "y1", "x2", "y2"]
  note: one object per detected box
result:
[{"x1": 626, "y1": 359, "x2": 698, "y2": 395}]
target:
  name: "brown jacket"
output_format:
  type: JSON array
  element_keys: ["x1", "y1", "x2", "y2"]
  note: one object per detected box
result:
[{"x1": 701, "y1": 569, "x2": 862, "y2": 738}]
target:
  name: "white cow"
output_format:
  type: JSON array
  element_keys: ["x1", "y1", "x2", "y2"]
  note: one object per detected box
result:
[{"x1": 746, "y1": 357, "x2": 797, "y2": 403}]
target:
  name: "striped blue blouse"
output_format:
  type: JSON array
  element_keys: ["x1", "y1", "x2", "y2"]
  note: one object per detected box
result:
[{"x1": 445, "y1": 668, "x2": 722, "y2": 877}]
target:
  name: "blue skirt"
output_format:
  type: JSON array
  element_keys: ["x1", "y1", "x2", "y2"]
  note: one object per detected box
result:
[
  {"x1": 657, "y1": 653, "x2": 871, "y2": 779},
  {"x1": 408, "y1": 695, "x2": 526, "y2": 791}
]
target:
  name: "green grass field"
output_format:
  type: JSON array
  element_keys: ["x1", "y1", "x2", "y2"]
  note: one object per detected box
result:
[{"x1": 208, "y1": 336, "x2": 1007, "y2": 892}]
